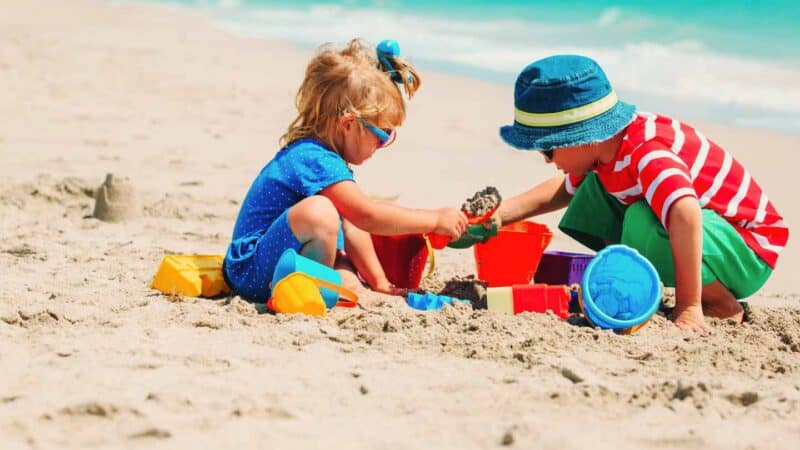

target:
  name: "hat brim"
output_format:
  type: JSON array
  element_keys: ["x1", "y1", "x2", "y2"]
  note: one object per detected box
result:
[{"x1": 499, "y1": 101, "x2": 636, "y2": 151}]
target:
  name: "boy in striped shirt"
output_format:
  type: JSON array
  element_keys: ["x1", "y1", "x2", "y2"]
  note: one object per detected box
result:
[{"x1": 495, "y1": 55, "x2": 788, "y2": 332}]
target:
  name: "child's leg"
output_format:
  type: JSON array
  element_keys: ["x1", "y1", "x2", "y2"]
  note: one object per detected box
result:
[
  {"x1": 701, "y1": 281, "x2": 742, "y2": 321},
  {"x1": 620, "y1": 201, "x2": 772, "y2": 321},
  {"x1": 224, "y1": 196, "x2": 343, "y2": 302},
  {"x1": 333, "y1": 252, "x2": 366, "y2": 293},
  {"x1": 558, "y1": 173, "x2": 627, "y2": 251},
  {"x1": 287, "y1": 195, "x2": 342, "y2": 267}
]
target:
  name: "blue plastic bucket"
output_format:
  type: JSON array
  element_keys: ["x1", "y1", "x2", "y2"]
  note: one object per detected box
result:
[
  {"x1": 580, "y1": 245, "x2": 661, "y2": 333},
  {"x1": 272, "y1": 249, "x2": 343, "y2": 308}
]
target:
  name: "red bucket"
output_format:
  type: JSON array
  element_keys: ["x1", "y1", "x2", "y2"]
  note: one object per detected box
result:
[
  {"x1": 370, "y1": 234, "x2": 430, "y2": 289},
  {"x1": 473, "y1": 221, "x2": 552, "y2": 287}
]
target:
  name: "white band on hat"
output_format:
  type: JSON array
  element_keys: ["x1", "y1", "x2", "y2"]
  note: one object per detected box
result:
[{"x1": 514, "y1": 91, "x2": 618, "y2": 127}]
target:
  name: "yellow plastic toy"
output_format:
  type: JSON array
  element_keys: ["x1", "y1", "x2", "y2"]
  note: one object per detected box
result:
[
  {"x1": 270, "y1": 272, "x2": 359, "y2": 316},
  {"x1": 486, "y1": 286, "x2": 514, "y2": 314},
  {"x1": 151, "y1": 255, "x2": 230, "y2": 298}
]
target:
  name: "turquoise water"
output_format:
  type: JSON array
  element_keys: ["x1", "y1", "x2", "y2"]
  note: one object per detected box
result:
[{"x1": 142, "y1": 0, "x2": 800, "y2": 132}]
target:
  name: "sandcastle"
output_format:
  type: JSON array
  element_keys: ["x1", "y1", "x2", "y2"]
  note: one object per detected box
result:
[{"x1": 93, "y1": 173, "x2": 140, "y2": 222}]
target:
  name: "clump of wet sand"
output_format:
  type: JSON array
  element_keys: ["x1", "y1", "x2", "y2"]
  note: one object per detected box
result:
[{"x1": 461, "y1": 186, "x2": 501, "y2": 218}]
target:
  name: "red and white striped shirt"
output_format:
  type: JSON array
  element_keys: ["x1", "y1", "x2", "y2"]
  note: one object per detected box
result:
[{"x1": 567, "y1": 112, "x2": 788, "y2": 268}]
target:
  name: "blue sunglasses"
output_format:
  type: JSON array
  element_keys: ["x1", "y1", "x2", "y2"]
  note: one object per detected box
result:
[{"x1": 358, "y1": 118, "x2": 396, "y2": 148}]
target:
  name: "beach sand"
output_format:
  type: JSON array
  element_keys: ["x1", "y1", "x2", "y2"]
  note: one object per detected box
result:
[{"x1": 1, "y1": 1, "x2": 799, "y2": 448}]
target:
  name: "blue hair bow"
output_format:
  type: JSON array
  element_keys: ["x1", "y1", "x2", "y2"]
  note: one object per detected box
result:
[{"x1": 376, "y1": 39, "x2": 413, "y2": 85}]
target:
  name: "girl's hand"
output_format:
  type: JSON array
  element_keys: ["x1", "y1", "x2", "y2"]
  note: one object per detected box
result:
[
  {"x1": 434, "y1": 208, "x2": 468, "y2": 240},
  {"x1": 371, "y1": 278, "x2": 407, "y2": 296}
]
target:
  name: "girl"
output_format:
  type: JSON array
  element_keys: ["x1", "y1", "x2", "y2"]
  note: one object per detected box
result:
[{"x1": 223, "y1": 39, "x2": 468, "y2": 305}]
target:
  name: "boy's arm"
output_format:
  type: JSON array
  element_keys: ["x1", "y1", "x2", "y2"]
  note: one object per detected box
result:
[
  {"x1": 341, "y1": 219, "x2": 404, "y2": 295},
  {"x1": 667, "y1": 197, "x2": 708, "y2": 332},
  {"x1": 496, "y1": 174, "x2": 571, "y2": 226}
]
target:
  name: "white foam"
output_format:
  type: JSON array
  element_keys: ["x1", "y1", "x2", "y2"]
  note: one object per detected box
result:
[{"x1": 214, "y1": 4, "x2": 800, "y2": 120}]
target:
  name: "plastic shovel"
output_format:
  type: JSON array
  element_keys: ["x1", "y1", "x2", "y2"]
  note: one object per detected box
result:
[{"x1": 427, "y1": 203, "x2": 501, "y2": 249}]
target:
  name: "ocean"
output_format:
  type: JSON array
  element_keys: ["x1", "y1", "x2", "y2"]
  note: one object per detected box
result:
[{"x1": 135, "y1": 0, "x2": 800, "y2": 132}]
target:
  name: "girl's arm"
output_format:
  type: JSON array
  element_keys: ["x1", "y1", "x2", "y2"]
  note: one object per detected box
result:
[
  {"x1": 495, "y1": 174, "x2": 572, "y2": 226},
  {"x1": 341, "y1": 219, "x2": 404, "y2": 295},
  {"x1": 321, "y1": 180, "x2": 467, "y2": 239},
  {"x1": 667, "y1": 197, "x2": 708, "y2": 332}
]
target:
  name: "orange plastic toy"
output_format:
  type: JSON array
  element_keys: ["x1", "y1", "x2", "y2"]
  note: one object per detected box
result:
[{"x1": 473, "y1": 221, "x2": 552, "y2": 287}]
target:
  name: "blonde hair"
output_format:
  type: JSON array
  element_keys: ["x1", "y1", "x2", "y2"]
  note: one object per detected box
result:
[{"x1": 280, "y1": 38, "x2": 421, "y2": 151}]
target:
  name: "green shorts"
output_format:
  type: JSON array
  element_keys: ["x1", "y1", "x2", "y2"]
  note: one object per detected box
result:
[{"x1": 559, "y1": 173, "x2": 772, "y2": 299}]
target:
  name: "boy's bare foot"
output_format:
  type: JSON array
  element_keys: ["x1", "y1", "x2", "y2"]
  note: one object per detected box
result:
[
  {"x1": 701, "y1": 281, "x2": 744, "y2": 323},
  {"x1": 671, "y1": 304, "x2": 710, "y2": 332}
]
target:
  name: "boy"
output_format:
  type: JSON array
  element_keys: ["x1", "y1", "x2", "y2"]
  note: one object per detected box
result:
[{"x1": 493, "y1": 55, "x2": 788, "y2": 331}]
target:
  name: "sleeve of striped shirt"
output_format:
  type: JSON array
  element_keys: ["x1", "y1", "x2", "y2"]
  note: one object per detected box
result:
[
  {"x1": 630, "y1": 142, "x2": 698, "y2": 228},
  {"x1": 565, "y1": 173, "x2": 585, "y2": 195}
]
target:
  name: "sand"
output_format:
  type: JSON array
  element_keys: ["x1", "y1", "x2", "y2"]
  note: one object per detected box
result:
[{"x1": 1, "y1": 1, "x2": 799, "y2": 449}]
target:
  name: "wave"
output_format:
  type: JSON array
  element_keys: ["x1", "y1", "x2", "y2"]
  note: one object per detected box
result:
[
  {"x1": 218, "y1": 4, "x2": 800, "y2": 115},
  {"x1": 138, "y1": 0, "x2": 800, "y2": 130}
]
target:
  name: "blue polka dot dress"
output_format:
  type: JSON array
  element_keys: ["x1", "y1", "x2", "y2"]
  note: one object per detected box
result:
[{"x1": 223, "y1": 139, "x2": 353, "y2": 302}]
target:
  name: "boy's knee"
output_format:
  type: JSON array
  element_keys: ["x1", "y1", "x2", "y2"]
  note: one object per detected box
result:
[
  {"x1": 621, "y1": 202, "x2": 662, "y2": 244},
  {"x1": 621, "y1": 201, "x2": 667, "y2": 255},
  {"x1": 622, "y1": 201, "x2": 654, "y2": 224},
  {"x1": 289, "y1": 196, "x2": 340, "y2": 239}
]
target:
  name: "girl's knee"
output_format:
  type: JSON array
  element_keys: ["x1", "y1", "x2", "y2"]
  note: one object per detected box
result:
[{"x1": 288, "y1": 196, "x2": 340, "y2": 239}]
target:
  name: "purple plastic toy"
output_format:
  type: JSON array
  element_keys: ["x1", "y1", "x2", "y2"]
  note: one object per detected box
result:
[{"x1": 534, "y1": 250, "x2": 594, "y2": 286}]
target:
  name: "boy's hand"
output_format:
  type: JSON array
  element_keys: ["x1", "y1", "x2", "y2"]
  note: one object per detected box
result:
[
  {"x1": 486, "y1": 210, "x2": 502, "y2": 229},
  {"x1": 671, "y1": 304, "x2": 710, "y2": 332},
  {"x1": 434, "y1": 208, "x2": 468, "y2": 240}
]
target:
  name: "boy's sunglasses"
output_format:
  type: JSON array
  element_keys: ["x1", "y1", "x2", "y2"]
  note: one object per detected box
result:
[
  {"x1": 542, "y1": 149, "x2": 554, "y2": 160},
  {"x1": 358, "y1": 118, "x2": 396, "y2": 148}
]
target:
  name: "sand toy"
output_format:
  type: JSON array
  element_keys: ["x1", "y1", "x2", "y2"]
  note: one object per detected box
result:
[
  {"x1": 406, "y1": 292, "x2": 469, "y2": 311},
  {"x1": 446, "y1": 223, "x2": 499, "y2": 249},
  {"x1": 370, "y1": 234, "x2": 435, "y2": 289},
  {"x1": 534, "y1": 250, "x2": 594, "y2": 285},
  {"x1": 269, "y1": 272, "x2": 358, "y2": 316},
  {"x1": 578, "y1": 245, "x2": 661, "y2": 334},
  {"x1": 427, "y1": 186, "x2": 502, "y2": 249},
  {"x1": 486, "y1": 283, "x2": 571, "y2": 319},
  {"x1": 473, "y1": 221, "x2": 552, "y2": 287},
  {"x1": 151, "y1": 254, "x2": 230, "y2": 297},
  {"x1": 272, "y1": 248, "x2": 346, "y2": 307}
]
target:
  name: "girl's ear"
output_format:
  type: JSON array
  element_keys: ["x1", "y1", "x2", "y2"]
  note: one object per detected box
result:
[{"x1": 340, "y1": 113, "x2": 356, "y2": 132}]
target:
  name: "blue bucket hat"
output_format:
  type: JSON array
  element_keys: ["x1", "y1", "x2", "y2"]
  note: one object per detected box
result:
[{"x1": 499, "y1": 55, "x2": 636, "y2": 152}]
